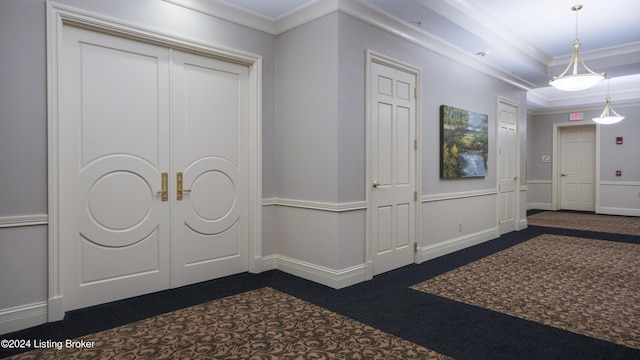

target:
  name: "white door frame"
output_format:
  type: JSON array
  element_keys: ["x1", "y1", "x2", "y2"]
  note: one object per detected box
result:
[
  {"x1": 46, "y1": 3, "x2": 262, "y2": 321},
  {"x1": 551, "y1": 122, "x2": 600, "y2": 211},
  {"x1": 496, "y1": 97, "x2": 521, "y2": 234},
  {"x1": 365, "y1": 50, "x2": 422, "y2": 280}
]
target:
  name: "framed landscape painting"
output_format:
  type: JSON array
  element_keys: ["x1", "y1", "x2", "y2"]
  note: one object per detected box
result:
[{"x1": 440, "y1": 105, "x2": 488, "y2": 179}]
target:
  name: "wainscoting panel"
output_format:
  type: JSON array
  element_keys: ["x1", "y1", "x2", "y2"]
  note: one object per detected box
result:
[
  {"x1": 262, "y1": 200, "x2": 367, "y2": 289},
  {"x1": 598, "y1": 182, "x2": 640, "y2": 216},
  {"x1": 421, "y1": 190, "x2": 498, "y2": 245},
  {"x1": 0, "y1": 223, "x2": 49, "y2": 335}
]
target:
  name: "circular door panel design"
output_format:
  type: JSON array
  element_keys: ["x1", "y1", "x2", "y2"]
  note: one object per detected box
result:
[
  {"x1": 190, "y1": 170, "x2": 236, "y2": 221},
  {"x1": 183, "y1": 158, "x2": 240, "y2": 235},
  {"x1": 88, "y1": 171, "x2": 152, "y2": 231},
  {"x1": 80, "y1": 155, "x2": 160, "y2": 247}
]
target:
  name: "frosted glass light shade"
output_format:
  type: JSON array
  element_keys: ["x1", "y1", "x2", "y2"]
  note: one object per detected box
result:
[
  {"x1": 592, "y1": 97, "x2": 625, "y2": 125},
  {"x1": 549, "y1": 73, "x2": 605, "y2": 91}
]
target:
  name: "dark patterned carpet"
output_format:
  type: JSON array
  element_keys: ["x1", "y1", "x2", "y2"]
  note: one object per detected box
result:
[
  {"x1": 6, "y1": 287, "x2": 450, "y2": 360},
  {"x1": 411, "y1": 233, "x2": 640, "y2": 349},
  {"x1": 528, "y1": 211, "x2": 640, "y2": 236}
]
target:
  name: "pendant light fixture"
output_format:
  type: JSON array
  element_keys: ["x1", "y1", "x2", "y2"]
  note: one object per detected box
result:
[
  {"x1": 549, "y1": 5, "x2": 605, "y2": 91},
  {"x1": 593, "y1": 79, "x2": 625, "y2": 125}
]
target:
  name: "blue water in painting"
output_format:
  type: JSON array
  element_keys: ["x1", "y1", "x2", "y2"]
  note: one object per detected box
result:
[{"x1": 461, "y1": 153, "x2": 485, "y2": 177}]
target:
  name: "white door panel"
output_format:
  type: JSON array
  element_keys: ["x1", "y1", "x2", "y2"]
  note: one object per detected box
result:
[
  {"x1": 369, "y1": 61, "x2": 416, "y2": 276},
  {"x1": 172, "y1": 51, "x2": 249, "y2": 287},
  {"x1": 61, "y1": 26, "x2": 171, "y2": 311}
]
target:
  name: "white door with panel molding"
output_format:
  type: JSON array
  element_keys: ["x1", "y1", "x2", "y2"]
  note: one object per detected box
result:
[
  {"x1": 559, "y1": 125, "x2": 595, "y2": 211},
  {"x1": 497, "y1": 99, "x2": 519, "y2": 234},
  {"x1": 171, "y1": 50, "x2": 249, "y2": 287},
  {"x1": 368, "y1": 58, "x2": 418, "y2": 276},
  {"x1": 60, "y1": 25, "x2": 249, "y2": 311}
]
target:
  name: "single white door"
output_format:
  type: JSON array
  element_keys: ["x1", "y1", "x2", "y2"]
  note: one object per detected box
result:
[
  {"x1": 60, "y1": 26, "x2": 172, "y2": 311},
  {"x1": 497, "y1": 100, "x2": 519, "y2": 234},
  {"x1": 171, "y1": 51, "x2": 249, "y2": 287},
  {"x1": 559, "y1": 125, "x2": 595, "y2": 211},
  {"x1": 368, "y1": 61, "x2": 417, "y2": 276}
]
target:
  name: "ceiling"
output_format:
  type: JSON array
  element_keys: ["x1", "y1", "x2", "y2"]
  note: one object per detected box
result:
[{"x1": 220, "y1": 0, "x2": 640, "y2": 110}]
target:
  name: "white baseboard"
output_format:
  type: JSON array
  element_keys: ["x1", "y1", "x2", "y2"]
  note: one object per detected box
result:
[
  {"x1": 261, "y1": 254, "x2": 278, "y2": 271},
  {"x1": 597, "y1": 206, "x2": 640, "y2": 217},
  {"x1": 418, "y1": 227, "x2": 499, "y2": 263},
  {"x1": 0, "y1": 302, "x2": 48, "y2": 335},
  {"x1": 518, "y1": 218, "x2": 528, "y2": 230},
  {"x1": 264, "y1": 255, "x2": 366, "y2": 289},
  {"x1": 527, "y1": 203, "x2": 552, "y2": 210},
  {"x1": 47, "y1": 296, "x2": 64, "y2": 322}
]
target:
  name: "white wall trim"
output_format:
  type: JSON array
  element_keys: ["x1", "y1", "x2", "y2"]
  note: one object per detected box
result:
[
  {"x1": 262, "y1": 198, "x2": 367, "y2": 212},
  {"x1": 0, "y1": 302, "x2": 48, "y2": 335},
  {"x1": 528, "y1": 203, "x2": 553, "y2": 211},
  {"x1": 418, "y1": 227, "x2": 499, "y2": 263},
  {"x1": 597, "y1": 207, "x2": 640, "y2": 217},
  {"x1": 164, "y1": 0, "x2": 531, "y2": 90},
  {"x1": 527, "y1": 179, "x2": 552, "y2": 184},
  {"x1": 422, "y1": 188, "x2": 497, "y2": 203},
  {"x1": 600, "y1": 181, "x2": 640, "y2": 186},
  {"x1": 340, "y1": 1, "x2": 531, "y2": 90},
  {"x1": 269, "y1": 255, "x2": 367, "y2": 289},
  {"x1": 0, "y1": 215, "x2": 48, "y2": 228},
  {"x1": 519, "y1": 217, "x2": 528, "y2": 229},
  {"x1": 163, "y1": 0, "x2": 277, "y2": 34}
]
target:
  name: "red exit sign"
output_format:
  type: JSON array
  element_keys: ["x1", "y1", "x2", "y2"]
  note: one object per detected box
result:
[{"x1": 569, "y1": 112, "x2": 583, "y2": 121}]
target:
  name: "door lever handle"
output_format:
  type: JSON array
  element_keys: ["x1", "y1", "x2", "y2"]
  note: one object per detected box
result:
[
  {"x1": 560, "y1": 172, "x2": 567, "y2": 177},
  {"x1": 156, "y1": 172, "x2": 168, "y2": 202},
  {"x1": 372, "y1": 181, "x2": 380, "y2": 188},
  {"x1": 177, "y1": 172, "x2": 192, "y2": 200}
]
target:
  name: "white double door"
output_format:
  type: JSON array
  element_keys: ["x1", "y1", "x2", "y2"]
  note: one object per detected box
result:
[{"x1": 60, "y1": 26, "x2": 249, "y2": 311}]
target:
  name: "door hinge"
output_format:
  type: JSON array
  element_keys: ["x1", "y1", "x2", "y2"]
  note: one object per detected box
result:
[
  {"x1": 414, "y1": 191, "x2": 418, "y2": 201},
  {"x1": 414, "y1": 242, "x2": 418, "y2": 253},
  {"x1": 414, "y1": 139, "x2": 418, "y2": 150}
]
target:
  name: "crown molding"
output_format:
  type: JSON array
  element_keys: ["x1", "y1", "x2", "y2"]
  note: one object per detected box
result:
[
  {"x1": 549, "y1": 41, "x2": 640, "y2": 68},
  {"x1": 163, "y1": 0, "x2": 279, "y2": 34},
  {"x1": 164, "y1": 0, "x2": 533, "y2": 90},
  {"x1": 339, "y1": 0, "x2": 533, "y2": 89},
  {"x1": 417, "y1": 0, "x2": 550, "y2": 75},
  {"x1": 164, "y1": 0, "x2": 339, "y2": 35}
]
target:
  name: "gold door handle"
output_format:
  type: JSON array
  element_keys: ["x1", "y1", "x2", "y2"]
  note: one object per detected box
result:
[
  {"x1": 176, "y1": 172, "x2": 192, "y2": 200},
  {"x1": 560, "y1": 172, "x2": 567, "y2": 177},
  {"x1": 372, "y1": 181, "x2": 380, "y2": 188},
  {"x1": 156, "y1": 172, "x2": 168, "y2": 201},
  {"x1": 514, "y1": 175, "x2": 519, "y2": 180}
]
